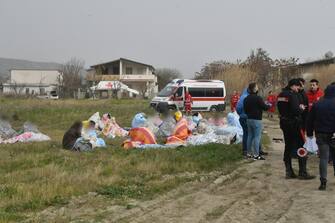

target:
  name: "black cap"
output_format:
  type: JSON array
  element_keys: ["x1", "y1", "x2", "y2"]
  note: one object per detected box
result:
[{"x1": 288, "y1": 79, "x2": 302, "y2": 87}]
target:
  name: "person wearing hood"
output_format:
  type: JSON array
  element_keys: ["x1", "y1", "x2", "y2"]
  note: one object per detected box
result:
[
  {"x1": 62, "y1": 121, "x2": 83, "y2": 149},
  {"x1": 237, "y1": 87, "x2": 268, "y2": 157},
  {"x1": 307, "y1": 84, "x2": 335, "y2": 190},
  {"x1": 243, "y1": 83, "x2": 270, "y2": 160},
  {"x1": 278, "y1": 79, "x2": 315, "y2": 180}
]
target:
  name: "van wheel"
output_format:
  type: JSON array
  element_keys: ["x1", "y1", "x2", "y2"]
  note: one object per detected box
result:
[
  {"x1": 210, "y1": 106, "x2": 218, "y2": 112},
  {"x1": 169, "y1": 105, "x2": 177, "y2": 110}
]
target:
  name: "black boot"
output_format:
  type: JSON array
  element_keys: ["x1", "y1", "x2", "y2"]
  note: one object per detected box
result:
[
  {"x1": 298, "y1": 158, "x2": 316, "y2": 180},
  {"x1": 285, "y1": 159, "x2": 297, "y2": 179},
  {"x1": 319, "y1": 178, "x2": 327, "y2": 191}
]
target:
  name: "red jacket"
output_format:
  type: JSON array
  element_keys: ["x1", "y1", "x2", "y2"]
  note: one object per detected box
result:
[
  {"x1": 184, "y1": 92, "x2": 193, "y2": 106},
  {"x1": 266, "y1": 94, "x2": 277, "y2": 113},
  {"x1": 306, "y1": 88, "x2": 324, "y2": 111},
  {"x1": 230, "y1": 94, "x2": 240, "y2": 111}
]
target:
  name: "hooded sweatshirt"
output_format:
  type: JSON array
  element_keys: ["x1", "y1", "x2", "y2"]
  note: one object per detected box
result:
[
  {"x1": 236, "y1": 88, "x2": 249, "y2": 119},
  {"x1": 307, "y1": 85, "x2": 335, "y2": 136}
]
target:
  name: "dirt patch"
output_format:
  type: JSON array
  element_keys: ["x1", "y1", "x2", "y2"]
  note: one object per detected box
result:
[{"x1": 28, "y1": 119, "x2": 335, "y2": 223}]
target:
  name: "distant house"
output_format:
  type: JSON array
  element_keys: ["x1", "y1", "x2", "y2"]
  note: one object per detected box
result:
[
  {"x1": 2, "y1": 69, "x2": 61, "y2": 96},
  {"x1": 86, "y1": 58, "x2": 158, "y2": 98}
]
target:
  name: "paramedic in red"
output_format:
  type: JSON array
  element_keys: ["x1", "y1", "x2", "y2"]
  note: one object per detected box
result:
[
  {"x1": 306, "y1": 79, "x2": 324, "y2": 111},
  {"x1": 184, "y1": 89, "x2": 193, "y2": 115},
  {"x1": 266, "y1": 90, "x2": 277, "y2": 118},
  {"x1": 230, "y1": 90, "x2": 240, "y2": 112}
]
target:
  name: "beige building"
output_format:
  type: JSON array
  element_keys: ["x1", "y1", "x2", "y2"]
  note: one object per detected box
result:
[
  {"x1": 86, "y1": 58, "x2": 158, "y2": 98},
  {"x1": 2, "y1": 69, "x2": 60, "y2": 95}
]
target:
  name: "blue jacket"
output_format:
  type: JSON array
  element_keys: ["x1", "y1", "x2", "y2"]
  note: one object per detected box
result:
[
  {"x1": 236, "y1": 88, "x2": 249, "y2": 119},
  {"x1": 307, "y1": 85, "x2": 335, "y2": 136}
]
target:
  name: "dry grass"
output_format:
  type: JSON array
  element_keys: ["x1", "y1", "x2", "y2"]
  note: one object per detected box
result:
[
  {"x1": 0, "y1": 98, "x2": 242, "y2": 222},
  {"x1": 211, "y1": 65, "x2": 256, "y2": 96}
]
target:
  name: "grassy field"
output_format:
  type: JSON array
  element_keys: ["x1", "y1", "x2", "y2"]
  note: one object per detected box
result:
[{"x1": 0, "y1": 98, "x2": 242, "y2": 222}]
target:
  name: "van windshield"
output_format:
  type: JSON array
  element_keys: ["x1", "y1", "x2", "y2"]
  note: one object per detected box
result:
[{"x1": 157, "y1": 85, "x2": 177, "y2": 97}]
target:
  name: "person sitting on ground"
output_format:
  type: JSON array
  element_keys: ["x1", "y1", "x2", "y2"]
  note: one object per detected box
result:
[
  {"x1": 166, "y1": 111, "x2": 191, "y2": 144},
  {"x1": 244, "y1": 83, "x2": 270, "y2": 160},
  {"x1": 122, "y1": 113, "x2": 157, "y2": 149},
  {"x1": 62, "y1": 121, "x2": 83, "y2": 150}
]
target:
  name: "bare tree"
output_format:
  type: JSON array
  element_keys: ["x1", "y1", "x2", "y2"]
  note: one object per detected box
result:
[
  {"x1": 156, "y1": 68, "x2": 181, "y2": 90},
  {"x1": 58, "y1": 58, "x2": 84, "y2": 98}
]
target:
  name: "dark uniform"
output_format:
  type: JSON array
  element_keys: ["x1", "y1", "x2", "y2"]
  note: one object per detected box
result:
[
  {"x1": 277, "y1": 83, "x2": 314, "y2": 179},
  {"x1": 297, "y1": 89, "x2": 309, "y2": 130}
]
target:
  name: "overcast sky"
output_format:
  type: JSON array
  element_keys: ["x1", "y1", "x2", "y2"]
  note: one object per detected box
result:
[{"x1": 0, "y1": 0, "x2": 334, "y2": 76}]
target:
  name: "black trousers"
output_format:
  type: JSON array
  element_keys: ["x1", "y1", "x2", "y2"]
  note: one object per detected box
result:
[{"x1": 280, "y1": 119, "x2": 304, "y2": 162}]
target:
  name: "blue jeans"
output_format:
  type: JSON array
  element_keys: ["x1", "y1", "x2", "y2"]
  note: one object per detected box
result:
[
  {"x1": 239, "y1": 117, "x2": 248, "y2": 155},
  {"x1": 247, "y1": 119, "x2": 262, "y2": 157}
]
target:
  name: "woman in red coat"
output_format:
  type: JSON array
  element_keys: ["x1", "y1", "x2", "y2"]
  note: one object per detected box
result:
[{"x1": 266, "y1": 90, "x2": 277, "y2": 118}]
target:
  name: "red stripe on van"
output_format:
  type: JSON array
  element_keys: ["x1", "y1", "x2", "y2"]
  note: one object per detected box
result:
[{"x1": 192, "y1": 97, "x2": 225, "y2": 101}]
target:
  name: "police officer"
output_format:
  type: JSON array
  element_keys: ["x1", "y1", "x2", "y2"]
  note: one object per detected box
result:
[
  {"x1": 277, "y1": 79, "x2": 315, "y2": 179},
  {"x1": 297, "y1": 78, "x2": 309, "y2": 130}
]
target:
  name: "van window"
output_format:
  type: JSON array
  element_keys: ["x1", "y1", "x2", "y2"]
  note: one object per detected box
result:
[
  {"x1": 175, "y1": 87, "x2": 183, "y2": 97},
  {"x1": 189, "y1": 88, "x2": 205, "y2": 97},
  {"x1": 205, "y1": 88, "x2": 223, "y2": 97}
]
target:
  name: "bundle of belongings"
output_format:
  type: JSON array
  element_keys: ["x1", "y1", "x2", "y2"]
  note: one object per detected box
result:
[
  {"x1": 0, "y1": 120, "x2": 50, "y2": 144},
  {"x1": 63, "y1": 112, "x2": 128, "y2": 152}
]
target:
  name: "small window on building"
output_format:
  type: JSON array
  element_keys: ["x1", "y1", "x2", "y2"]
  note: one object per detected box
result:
[
  {"x1": 112, "y1": 66, "x2": 120, "y2": 74},
  {"x1": 126, "y1": 67, "x2": 133, "y2": 74}
]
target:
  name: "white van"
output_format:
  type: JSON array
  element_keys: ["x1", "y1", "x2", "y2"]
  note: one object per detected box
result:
[{"x1": 151, "y1": 79, "x2": 226, "y2": 112}]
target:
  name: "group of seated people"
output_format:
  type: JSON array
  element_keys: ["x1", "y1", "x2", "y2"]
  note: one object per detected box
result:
[{"x1": 62, "y1": 110, "x2": 192, "y2": 151}]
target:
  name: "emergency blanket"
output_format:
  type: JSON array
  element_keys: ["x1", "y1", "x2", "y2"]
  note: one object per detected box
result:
[
  {"x1": 166, "y1": 118, "x2": 191, "y2": 145},
  {"x1": 88, "y1": 112, "x2": 128, "y2": 138},
  {"x1": 0, "y1": 121, "x2": 50, "y2": 144},
  {"x1": 0, "y1": 132, "x2": 50, "y2": 144},
  {"x1": 122, "y1": 127, "x2": 157, "y2": 149},
  {"x1": 79, "y1": 129, "x2": 106, "y2": 148}
]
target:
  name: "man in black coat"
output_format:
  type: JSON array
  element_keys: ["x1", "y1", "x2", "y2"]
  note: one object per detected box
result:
[
  {"x1": 277, "y1": 79, "x2": 315, "y2": 179},
  {"x1": 307, "y1": 84, "x2": 335, "y2": 190}
]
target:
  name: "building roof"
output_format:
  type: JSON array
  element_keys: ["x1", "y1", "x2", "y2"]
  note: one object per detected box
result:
[
  {"x1": 90, "y1": 58, "x2": 154, "y2": 69},
  {"x1": 298, "y1": 57, "x2": 335, "y2": 67}
]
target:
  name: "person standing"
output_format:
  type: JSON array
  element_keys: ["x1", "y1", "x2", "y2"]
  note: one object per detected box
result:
[
  {"x1": 237, "y1": 88, "x2": 268, "y2": 158},
  {"x1": 230, "y1": 90, "x2": 240, "y2": 112},
  {"x1": 277, "y1": 79, "x2": 315, "y2": 179},
  {"x1": 184, "y1": 89, "x2": 193, "y2": 115},
  {"x1": 297, "y1": 78, "x2": 309, "y2": 130},
  {"x1": 244, "y1": 83, "x2": 270, "y2": 160},
  {"x1": 266, "y1": 90, "x2": 277, "y2": 118},
  {"x1": 306, "y1": 79, "x2": 324, "y2": 111},
  {"x1": 306, "y1": 84, "x2": 335, "y2": 190}
]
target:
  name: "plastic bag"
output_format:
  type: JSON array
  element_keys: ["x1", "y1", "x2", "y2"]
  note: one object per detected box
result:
[
  {"x1": 23, "y1": 122, "x2": 40, "y2": 133},
  {"x1": 157, "y1": 116, "x2": 176, "y2": 137},
  {"x1": 131, "y1": 113, "x2": 147, "y2": 128},
  {"x1": 0, "y1": 120, "x2": 17, "y2": 139},
  {"x1": 304, "y1": 137, "x2": 318, "y2": 154},
  {"x1": 89, "y1": 112, "x2": 101, "y2": 124}
]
